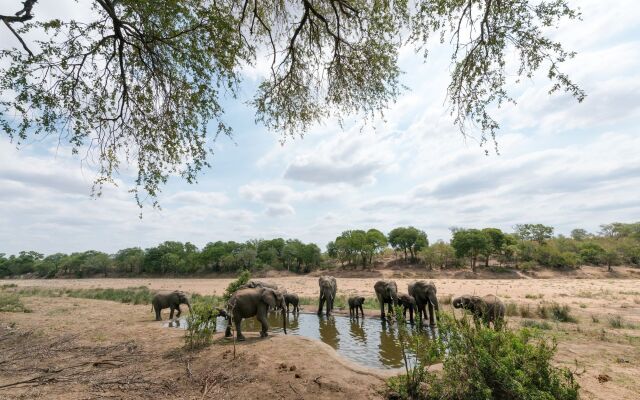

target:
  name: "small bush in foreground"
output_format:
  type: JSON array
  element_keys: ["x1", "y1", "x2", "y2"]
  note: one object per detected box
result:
[
  {"x1": 387, "y1": 313, "x2": 580, "y2": 400},
  {"x1": 185, "y1": 299, "x2": 219, "y2": 349},
  {"x1": 0, "y1": 292, "x2": 31, "y2": 312}
]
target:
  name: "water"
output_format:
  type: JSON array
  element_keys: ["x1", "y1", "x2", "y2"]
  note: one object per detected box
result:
[{"x1": 165, "y1": 312, "x2": 438, "y2": 370}]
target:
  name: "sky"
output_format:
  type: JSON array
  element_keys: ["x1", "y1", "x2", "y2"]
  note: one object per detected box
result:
[{"x1": 1, "y1": 1, "x2": 639, "y2": 255}]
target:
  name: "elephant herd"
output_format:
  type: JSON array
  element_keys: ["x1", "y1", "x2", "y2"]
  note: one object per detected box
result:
[{"x1": 151, "y1": 277, "x2": 506, "y2": 341}]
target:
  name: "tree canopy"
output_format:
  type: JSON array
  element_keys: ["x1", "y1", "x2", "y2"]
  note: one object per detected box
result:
[{"x1": 1, "y1": 0, "x2": 583, "y2": 204}]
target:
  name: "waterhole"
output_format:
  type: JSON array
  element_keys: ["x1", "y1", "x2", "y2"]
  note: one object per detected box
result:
[{"x1": 165, "y1": 312, "x2": 437, "y2": 370}]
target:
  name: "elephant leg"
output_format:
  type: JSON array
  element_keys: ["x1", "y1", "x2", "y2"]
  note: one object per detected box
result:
[
  {"x1": 379, "y1": 300, "x2": 385, "y2": 319},
  {"x1": 154, "y1": 306, "x2": 161, "y2": 321},
  {"x1": 317, "y1": 295, "x2": 324, "y2": 315},
  {"x1": 176, "y1": 305, "x2": 182, "y2": 318},
  {"x1": 387, "y1": 301, "x2": 393, "y2": 316},
  {"x1": 235, "y1": 317, "x2": 245, "y2": 341},
  {"x1": 359, "y1": 305, "x2": 364, "y2": 318},
  {"x1": 326, "y1": 299, "x2": 331, "y2": 316},
  {"x1": 258, "y1": 313, "x2": 269, "y2": 338},
  {"x1": 409, "y1": 306, "x2": 414, "y2": 325},
  {"x1": 225, "y1": 323, "x2": 232, "y2": 338},
  {"x1": 169, "y1": 306, "x2": 175, "y2": 320}
]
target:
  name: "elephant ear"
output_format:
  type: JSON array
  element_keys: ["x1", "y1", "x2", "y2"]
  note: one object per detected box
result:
[{"x1": 262, "y1": 289, "x2": 277, "y2": 308}]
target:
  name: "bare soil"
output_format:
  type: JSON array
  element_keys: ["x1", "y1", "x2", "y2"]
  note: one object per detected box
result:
[{"x1": 1, "y1": 271, "x2": 640, "y2": 399}]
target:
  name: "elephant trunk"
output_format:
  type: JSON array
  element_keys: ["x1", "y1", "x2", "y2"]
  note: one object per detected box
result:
[{"x1": 282, "y1": 308, "x2": 287, "y2": 334}]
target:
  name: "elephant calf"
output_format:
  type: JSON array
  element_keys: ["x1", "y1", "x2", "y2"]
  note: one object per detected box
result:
[
  {"x1": 397, "y1": 293, "x2": 416, "y2": 324},
  {"x1": 224, "y1": 287, "x2": 287, "y2": 341},
  {"x1": 152, "y1": 290, "x2": 191, "y2": 321},
  {"x1": 453, "y1": 294, "x2": 505, "y2": 328},
  {"x1": 348, "y1": 296, "x2": 365, "y2": 318},
  {"x1": 284, "y1": 292, "x2": 300, "y2": 314}
]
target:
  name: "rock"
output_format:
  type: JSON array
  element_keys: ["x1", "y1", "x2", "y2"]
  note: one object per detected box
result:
[
  {"x1": 278, "y1": 362, "x2": 287, "y2": 370},
  {"x1": 289, "y1": 365, "x2": 297, "y2": 371},
  {"x1": 386, "y1": 391, "x2": 402, "y2": 400},
  {"x1": 295, "y1": 373, "x2": 301, "y2": 379}
]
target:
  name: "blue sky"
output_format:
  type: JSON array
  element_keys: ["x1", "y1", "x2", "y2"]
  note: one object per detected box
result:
[{"x1": 1, "y1": 0, "x2": 639, "y2": 255}]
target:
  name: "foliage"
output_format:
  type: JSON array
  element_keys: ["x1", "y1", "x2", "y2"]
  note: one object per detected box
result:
[
  {"x1": 7, "y1": 285, "x2": 154, "y2": 305},
  {"x1": 388, "y1": 313, "x2": 579, "y2": 400},
  {"x1": 451, "y1": 229, "x2": 490, "y2": 272},
  {"x1": 222, "y1": 270, "x2": 251, "y2": 303},
  {"x1": 420, "y1": 241, "x2": 460, "y2": 269},
  {"x1": 514, "y1": 224, "x2": 555, "y2": 244},
  {"x1": 389, "y1": 227, "x2": 428, "y2": 262},
  {"x1": 425, "y1": 314, "x2": 579, "y2": 400},
  {"x1": 0, "y1": 292, "x2": 31, "y2": 312},
  {"x1": 185, "y1": 298, "x2": 219, "y2": 349},
  {"x1": 0, "y1": 1, "x2": 583, "y2": 205},
  {"x1": 329, "y1": 228, "x2": 388, "y2": 267}
]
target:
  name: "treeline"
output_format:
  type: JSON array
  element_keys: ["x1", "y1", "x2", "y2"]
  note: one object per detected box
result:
[
  {"x1": 0, "y1": 239, "x2": 321, "y2": 278},
  {"x1": 1, "y1": 222, "x2": 639, "y2": 278},
  {"x1": 327, "y1": 222, "x2": 640, "y2": 272}
]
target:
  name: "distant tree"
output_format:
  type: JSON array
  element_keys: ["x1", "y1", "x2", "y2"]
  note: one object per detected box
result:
[
  {"x1": 114, "y1": 248, "x2": 144, "y2": 274},
  {"x1": 570, "y1": 229, "x2": 590, "y2": 241},
  {"x1": 514, "y1": 224, "x2": 555, "y2": 244},
  {"x1": 602, "y1": 250, "x2": 621, "y2": 273},
  {"x1": 421, "y1": 241, "x2": 457, "y2": 270},
  {"x1": 579, "y1": 242, "x2": 606, "y2": 265},
  {"x1": 481, "y1": 228, "x2": 507, "y2": 267},
  {"x1": 388, "y1": 226, "x2": 428, "y2": 262},
  {"x1": 451, "y1": 229, "x2": 491, "y2": 273}
]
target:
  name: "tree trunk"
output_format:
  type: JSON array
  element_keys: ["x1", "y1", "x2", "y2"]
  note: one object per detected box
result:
[{"x1": 485, "y1": 256, "x2": 489, "y2": 268}]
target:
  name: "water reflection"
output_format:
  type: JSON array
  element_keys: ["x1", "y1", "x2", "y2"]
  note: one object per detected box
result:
[
  {"x1": 349, "y1": 318, "x2": 367, "y2": 344},
  {"x1": 318, "y1": 315, "x2": 339, "y2": 349},
  {"x1": 379, "y1": 320, "x2": 403, "y2": 367},
  {"x1": 165, "y1": 312, "x2": 437, "y2": 370}
]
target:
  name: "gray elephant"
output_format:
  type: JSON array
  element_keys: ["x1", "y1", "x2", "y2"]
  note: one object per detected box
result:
[
  {"x1": 240, "y1": 280, "x2": 279, "y2": 290},
  {"x1": 317, "y1": 276, "x2": 337, "y2": 316},
  {"x1": 284, "y1": 292, "x2": 300, "y2": 314},
  {"x1": 408, "y1": 281, "x2": 439, "y2": 326},
  {"x1": 224, "y1": 287, "x2": 287, "y2": 341},
  {"x1": 453, "y1": 294, "x2": 505, "y2": 328},
  {"x1": 374, "y1": 280, "x2": 398, "y2": 319},
  {"x1": 348, "y1": 296, "x2": 365, "y2": 318},
  {"x1": 151, "y1": 290, "x2": 191, "y2": 321},
  {"x1": 397, "y1": 292, "x2": 416, "y2": 324}
]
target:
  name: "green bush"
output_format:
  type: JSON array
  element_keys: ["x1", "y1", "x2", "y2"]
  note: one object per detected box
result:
[
  {"x1": 0, "y1": 292, "x2": 31, "y2": 312},
  {"x1": 537, "y1": 302, "x2": 577, "y2": 323},
  {"x1": 521, "y1": 319, "x2": 552, "y2": 330},
  {"x1": 222, "y1": 270, "x2": 251, "y2": 302},
  {"x1": 411, "y1": 314, "x2": 579, "y2": 400},
  {"x1": 185, "y1": 299, "x2": 218, "y2": 349}
]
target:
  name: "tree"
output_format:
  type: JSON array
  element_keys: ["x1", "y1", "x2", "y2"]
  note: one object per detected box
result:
[
  {"x1": 388, "y1": 227, "x2": 428, "y2": 262},
  {"x1": 579, "y1": 242, "x2": 606, "y2": 265},
  {"x1": 481, "y1": 228, "x2": 507, "y2": 267},
  {"x1": 421, "y1": 241, "x2": 457, "y2": 270},
  {"x1": 451, "y1": 229, "x2": 491, "y2": 273},
  {"x1": 514, "y1": 224, "x2": 555, "y2": 244},
  {"x1": 1, "y1": 1, "x2": 583, "y2": 205},
  {"x1": 114, "y1": 247, "x2": 144, "y2": 274},
  {"x1": 570, "y1": 229, "x2": 590, "y2": 241}
]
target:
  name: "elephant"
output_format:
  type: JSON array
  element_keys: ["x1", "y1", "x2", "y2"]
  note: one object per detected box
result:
[
  {"x1": 374, "y1": 280, "x2": 398, "y2": 319},
  {"x1": 408, "y1": 281, "x2": 439, "y2": 326},
  {"x1": 453, "y1": 294, "x2": 505, "y2": 328},
  {"x1": 397, "y1": 293, "x2": 416, "y2": 325},
  {"x1": 224, "y1": 287, "x2": 287, "y2": 341},
  {"x1": 151, "y1": 290, "x2": 191, "y2": 321},
  {"x1": 240, "y1": 280, "x2": 279, "y2": 290},
  {"x1": 317, "y1": 276, "x2": 337, "y2": 316},
  {"x1": 348, "y1": 296, "x2": 365, "y2": 318},
  {"x1": 284, "y1": 292, "x2": 300, "y2": 314}
]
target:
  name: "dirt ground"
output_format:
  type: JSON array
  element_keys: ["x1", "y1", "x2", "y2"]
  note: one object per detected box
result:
[{"x1": 1, "y1": 274, "x2": 640, "y2": 399}]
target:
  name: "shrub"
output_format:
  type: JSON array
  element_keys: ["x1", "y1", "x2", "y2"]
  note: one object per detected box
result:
[
  {"x1": 185, "y1": 299, "x2": 218, "y2": 349},
  {"x1": 505, "y1": 302, "x2": 519, "y2": 316},
  {"x1": 551, "y1": 303, "x2": 577, "y2": 323},
  {"x1": 521, "y1": 319, "x2": 552, "y2": 330},
  {"x1": 222, "y1": 270, "x2": 251, "y2": 302},
  {"x1": 519, "y1": 304, "x2": 533, "y2": 318},
  {"x1": 609, "y1": 316, "x2": 623, "y2": 328},
  {"x1": 391, "y1": 313, "x2": 580, "y2": 400},
  {"x1": 0, "y1": 292, "x2": 31, "y2": 312}
]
